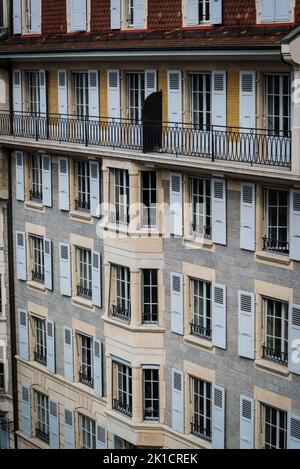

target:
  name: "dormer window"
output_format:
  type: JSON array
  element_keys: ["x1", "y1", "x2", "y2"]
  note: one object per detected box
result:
[
  {"x1": 184, "y1": 0, "x2": 222, "y2": 26},
  {"x1": 110, "y1": 0, "x2": 146, "y2": 30}
]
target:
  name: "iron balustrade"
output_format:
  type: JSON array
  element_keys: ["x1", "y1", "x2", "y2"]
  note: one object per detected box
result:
[
  {"x1": 77, "y1": 285, "x2": 92, "y2": 300},
  {"x1": 110, "y1": 304, "x2": 131, "y2": 323},
  {"x1": 30, "y1": 189, "x2": 43, "y2": 202},
  {"x1": 79, "y1": 369, "x2": 94, "y2": 388},
  {"x1": 36, "y1": 426, "x2": 50, "y2": 444},
  {"x1": 0, "y1": 112, "x2": 291, "y2": 169},
  {"x1": 34, "y1": 349, "x2": 47, "y2": 366},
  {"x1": 112, "y1": 399, "x2": 132, "y2": 417},
  {"x1": 32, "y1": 270, "x2": 45, "y2": 284},
  {"x1": 263, "y1": 237, "x2": 289, "y2": 255},
  {"x1": 190, "y1": 224, "x2": 212, "y2": 240},
  {"x1": 190, "y1": 322, "x2": 212, "y2": 341},
  {"x1": 262, "y1": 345, "x2": 288, "y2": 367},
  {"x1": 75, "y1": 198, "x2": 90, "y2": 213},
  {"x1": 191, "y1": 422, "x2": 212, "y2": 442}
]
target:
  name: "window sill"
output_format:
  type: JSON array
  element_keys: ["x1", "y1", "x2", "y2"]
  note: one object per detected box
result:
[
  {"x1": 255, "y1": 358, "x2": 291, "y2": 378},
  {"x1": 24, "y1": 200, "x2": 45, "y2": 213},
  {"x1": 183, "y1": 236, "x2": 215, "y2": 251},
  {"x1": 103, "y1": 315, "x2": 165, "y2": 333},
  {"x1": 185, "y1": 432, "x2": 213, "y2": 449},
  {"x1": 72, "y1": 296, "x2": 94, "y2": 311},
  {"x1": 15, "y1": 430, "x2": 50, "y2": 449},
  {"x1": 184, "y1": 334, "x2": 215, "y2": 352},
  {"x1": 255, "y1": 251, "x2": 293, "y2": 270},
  {"x1": 27, "y1": 280, "x2": 47, "y2": 294},
  {"x1": 69, "y1": 210, "x2": 93, "y2": 223}
]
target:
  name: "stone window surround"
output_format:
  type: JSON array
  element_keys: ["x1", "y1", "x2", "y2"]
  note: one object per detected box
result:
[
  {"x1": 70, "y1": 234, "x2": 95, "y2": 311},
  {"x1": 25, "y1": 222, "x2": 47, "y2": 293}
]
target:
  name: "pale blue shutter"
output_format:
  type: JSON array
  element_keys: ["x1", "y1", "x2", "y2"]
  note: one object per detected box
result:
[
  {"x1": 96, "y1": 424, "x2": 107, "y2": 449},
  {"x1": 94, "y1": 340, "x2": 102, "y2": 397},
  {"x1": 145, "y1": 70, "x2": 157, "y2": 99},
  {"x1": 172, "y1": 369, "x2": 184, "y2": 433},
  {"x1": 168, "y1": 70, "x2": 182, "y2": 124},
  {"x1": 15, "y1": 151, "x2": 24, "y2": 201},
  {"x1": 58, "y1": 157, "x2": 69, "y2": 211},
  {"x1": 92, "y1": 251, "x2": 101, "y2": 308},
  {"x1": 42, "y1": 154, "x2": 52, "y2": 207},
  {"x1": 39, "y1": 70, "x2": 47, "y2": 114},
  {"x1": 212, "y1": 71, "x2": 226, "y2": 128},
  {"x1": 44, "y1": 238, "x2": 52, "y2": 291},
  {"x1": 29, "y1": 0, "x2": 40, "y2": 33},
  {"x1": 240, "y1": 395, "x2": 254, "y2": 449},
  {"x1": 287, "y1": 413, "x2": 300, "y2": 449},
  {"x1": 0, "y1": 418, "x2": 9, "y2": 448},
  {"x1": 240, "y1": 72, "x2": 256, "y2": 130},
  {"x1": 212, "y1": 284, "x2": 226, "y2": 350},
  {"x1": 185, "y1": 0, "x2": 198, "y2": 26},
  {"x1": 288, "y1": 304, "x2": 300, "y2": 376},
  {"x1": 290, "y1": 190, "x2": 300, "y2": 262},
  {"x1": 212, "y1": 178, "x2": 227, "y2": 245},
  {"x1": 240, "y1": 183, "x2": 256, "y2": 251},
  {"x1": 58, "y1": 70, "x2": 68, "y2": 116},
  {"x1": 13, "y1": 0, "x2": 22, "y2": 34},
  {"x1": 59, "y1": 243, "x2": 71, "y2": 297},
  {"x1": 21, "y1": 385, "x2": 31, "y2": 437},
  {"x1": 88, "y1": 70, "x2": 99, "y2": 118},
  {"x1": 171, "y1": 273, "x2": 184, "y2": 335},
  {"x1": 18, "y1": 309, "x2": 28, "y2": 361},
  {"x1": 90, "y1": 161, "x2": 100, "y2": 218},
  {"x1": 16, "y1": 231, "x2": 27, "y2": 281},
  {"x1": 133, "y1": 0, "x2": 145, "y2": 28},
  {"x1": 212, "y1": 384, "x2": 225, "y2": 449},
  {"x1": 46, "y1": 319, "x2": 55, "y2": 374},
  {"x1": 13, "y1": 69, "x2": 22, "y2": 113},
  {"x1": 170, "y1": 173, "x2": 183, "y2": 236},
  {"x1": 107, "y1": 70, "x2": 120, "y2": 119},
  {"x1": 63, "y1": 326, "x2": 73, "y2": 382},
  {"x1": 111, "y1": 0, "x2": 121, "y2": 29},
  {"x1": 64, "y1": 409, "x2": 75, "y2": 448},
  {"x1": 238, "y1": 291, "x2": 255, "y2": 360},
  {"x1": 261, "y1": 0, "x2": 275, "y2": 22},
  {"x1": 70, "y1": 0, "x2": 87, "y2": 31},
  {"x1": 275, "y1": 0, "x2": 291, "y2": 22},
  {"x1": 49, "y1": 400, "x2": 59, "y2": 449},
  {"x1": 211, "y1": 0, "x2": 222, "y2": 24}
]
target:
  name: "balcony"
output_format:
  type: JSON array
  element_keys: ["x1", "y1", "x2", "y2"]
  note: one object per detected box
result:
[
  {"x1": 77, "y1": 285, "x2": 92, "y2": 301},
  {"x1": 75, "y1": 198, "x2": 90, "y2": 213},
  {"x1": 263, "y1": 237, "x2": 289, "y2": 255},
  {"x1": 112, "y1": 398, "x2": 132, "y2": 417},
  {"x1": 190, "y1": 322, "x2": 212, "y2": 341},
  {"x1": 110, "y1": 304, "x2": 131, "y2": 323},
  {"x1": 36, "y1": 426, "x2": 50, "y2": 444},
  {"x1": 34, "y1": 349, "x2": 47, "y2": 366},
  {"x1": 79, "y1": 368, "x2": 94, "y2": 388},
  {"x1": 191, "y1": 422, "x2": 212, "y2": 442},
  {"x1": 30, "y1": 188, "x2": 43, "y2": 203},
  {"x1": 262, "y1": 345, "x2": 288, "y2": 367},
  {"x1": 190, "y1": 224, "x2": 212, "y2": 240},
  {"x1": 0, "y1": 112, "x2": 291, "y2": 169},
  {"x1": 31, "y1": 269, "x2": 45, "y2": 284}
]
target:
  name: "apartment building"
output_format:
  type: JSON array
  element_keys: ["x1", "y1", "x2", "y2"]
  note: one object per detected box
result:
[{"x1": 0, "y1": 0, "x2": 299, "y2": 449}]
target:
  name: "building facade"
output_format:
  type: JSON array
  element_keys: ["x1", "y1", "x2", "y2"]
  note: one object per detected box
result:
[{"x1": 0, "y1": 0, "x2": 299, "y2": 449}]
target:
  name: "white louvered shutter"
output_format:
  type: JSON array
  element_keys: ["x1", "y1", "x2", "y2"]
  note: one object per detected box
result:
[
  {"x1": 58, "y1": 70, "x2": 68, "y2": 116},
  {"x1": 46, "y1": 319, "x2": 55, "y2": 374},
  {"x1": 275, "y1": 0, "x2": 290, "y2": 22},
  {"x1": 212, "y1": 384, "x2": 225, "y2": 449},
  {"x1": 59, "y1": 243, "x2": 71, "y2": 296},
  {"x1": 49, "y1": 400, "x2": 59, "y2": 449},
  {"x1": 238, "y1": 291, "x2": 255, "y2": 360},
  {"x1": 58, "y1": 157, "x2": 69, "y2": 211},
  {"x1": 290, "y1": 190, "x2": 300, "y2": 262},
  {"x1": 261, "y1": 0, "x2": 275, "y2": 23},
  {"x1": 240, "y1": 183, "x2": 256, "y2": 251},
  {"x1": 107, "y1": 70, "x2": 120, "y2": 119},
  {"x1": 18, "y1": 309, "x2": 28, "y2": 361},
  {"x1": 94, "y1": 340, "x2": 102, "y2": 397},
  {"x1": 133, "y1": 0, "x2": 145, "y2": 29},
  {"x1": 212, "y1": 284, "x2": 226, "y2": 350},
  {"x1": 90, "y1": 161, "x2": 100, "y2": 218},
  {"x1": 63, "y1": 326, "x2": 73, "y2": 382},
  {"x1": 96, "y1": 424, "x2": 107, "y2": 449},
  {"x1": 39, "y1": 70, "x2": 47, "y2": 115},
  {"x1": 168, "y1": 70, "x2": 182, "y2": 124},
  {"x1": 64, "y1": 409, "x2": 75, "y2": 449},
  {"x1": 170, "y1": 273, "x2": 184, "y2": 335},
  {"x1": 170, "y1": 173, "x2": 183, "y2": 236},
  {"x1": 16, "y1": 231, "x2": 26, "y2": 281},
  {"x1": 111, "y1": 0, "x2": 121, "y2": 29},
  {"x1": 212, "y1": 178, "x2": 227, "y2": 245},
  {"x1": 185, "y1": 0, "x2": 198, "y2": 26},
  {"x1": 88, "y1": 70, "x2": 99, "y2": 118},
  {"x1": 212, "y1": 71, "x2": 226, "y2": 128},
  {"x1": 29, "y1": 0, "x2": 40, "y2": 33},
  {"x1": 289, "y1": 304, "x2": 300, "y2": 376},
  {"x1": 15, "y1": 151, "x2": 24, "y2": 201},
  {"x1": 21, "y1": 385, "x2": 31, "y2": 437},
  {"x1": 13, "y1": 0, "x2": 22, "y2": 34},
  {"x1": 211, "y1": 0, "x2": 222, "y2": 24},
  {"x1": 13, "y1": 69, "x2": 22, "y2": 113},
  {"x1": 44, "y1": 238, "x2": 53, "y2": 291},
  {"x1": 287, "y1": 413, "x2": 300, "y2": 449},
  {"x1": 70, "y1": 0, "x2": 87, "y2": 31},
  {"x1": 145, "y1": 70, "x2": 157, "y2": 99},
  {"x1": 42, "y1": 154, "x2": 52, "y2": 207},
  {"x1": 240, "y1": 395, "x2": 254, "y2": 449},
  {"x1": 240, "y1": 72, "x2": 256, "y2": 130},
  {"x1": 172, "y1": 369, "x2": 184, "y2": 433}
]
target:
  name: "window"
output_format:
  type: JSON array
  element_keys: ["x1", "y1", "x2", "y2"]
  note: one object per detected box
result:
[
  {"x1": 80, "y1": 415, "x2": 96, "y2": 449},
  {"x1": 264, "y1": 189, "x2": 289, "y2": 254},
  {"x1": 262, "y1": 404, "x2": 287, "y2": 449},
  {"x1": 190, "y1": 74, "x2": 211, "y2": 130},
  {"x1": 112, "y1": 361, "x2": 132, "y2": 417},
  {"x1": 30, "y1": 235, "x2": 45, "y2": 284},
  {"x1": 76, "y1": 248, "x2": 92, "y2": 300},
  {"x1": 143, "y1": 368, "x2": 159, "y2": 421},
  {"x1": 29, "y1": 154, "x2": 43, "y2": 202},
  {"x1": 114, "y1": 435, "x2": 137, "y2": 449},
  {"x1": 78, "y1": 334, "x2": 93, "y2": 388},
  {"x1": 27, "y1": 72, "x2": 41, "y2": 115},
  {"x1": 111, "y1": 169, "x2": 130, "y2": 225},
  {"x1": 111, "y1": 265, "x2": 131, "y2": 322},
  {"x1": 198, "y1": 0, "x2": 211, "y2": 22},
  {"x1": 73, "y1": 72, "x2": 89, "y2": 117},
  {"x1": 123, "y1": 0, "x2": 145, "y2": 29},
  {"x1": 127, "y1": 73, "x2": 145, "y2": 123},
  {"x1": 0, "y1": 274, "x2": 2, "y2": 315},
  {"x1": 0, "y1": 363, "x2": 4, "y2": 393},
  {"x1": 265, "y1": 75, "x2": 291, "y2": 136},
  {"x1": 141, "y1": 171, "x2": 157, "y2": 229},
  {"x1": 191, "y1": 279, "x2": 212, "y2": 340},
  {"x1": 191, "y1": 377, "x2": 212, "y2": 442},
  {"x1": 263, "y1": 298, "x2": 288, "y2": 366},
  {"x1": 190, "y1": 177, "x2": 212, "y2": 239},
  {"x1": 35, "y1": 392, "x2": 50, "y2": 444},
  {"x1": 142, "y1": 269, "x2": 158, "y2": 324},
  {"x1": 33, "y1": 316, "x2": 47, "y2": 366},
  {"x1": 75, "y1": 161, "x2": 90, "y2": 212}
]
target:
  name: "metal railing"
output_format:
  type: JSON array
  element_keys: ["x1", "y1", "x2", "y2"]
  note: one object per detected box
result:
[
  {"x1": 79, "y1": 368, "x2": 94, "y2": 388},
  {"x1": 190, "y1": 322, "x2": 212, "y2": 341},
  {"x1": 34, "y1": 349, "x2": 47, "y2": 366},
  {"x1": 32, "y1": 270, "x2": 45, "y2": 284},
  {"x1": 36, "y1": 426, "x2": 50, "y2": 444},
  {"x1": 262, "y1": 345, "x2": 288, "y2": 367},
  {"x1": 30, "y1": 188, "x2": 43, "y2": 202},
  {"x1": 110, "y1": 304, "x2": 131, "y2": 323},
  {"x1": 75, "y1": 198, "x2": 90, "y2": 213},
  {"x1": 112, "y1": 398, "x2": 132, "y2": 417},
  {"x1": 191, "y1": 422, "x2": 212, "y2": 442},
  {"x1": 190, "y1": 223, "x2": 212, "y2": 239},
  {"x1": 77, "y1": 285, "x2": 92, "y2": 300},
  {"x1": 0, "y1": 112, "x2": 291, "y2": 168},
  {"x1": 263, "y1": 237, "x2": 289, "y2": 255}
]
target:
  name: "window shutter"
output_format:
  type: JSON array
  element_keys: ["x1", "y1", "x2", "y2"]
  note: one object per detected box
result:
[
  {"x1": 39, "y1": 70, "x2": 47, "y2": 114},
  {"x1": 288, "y1": 304, "x2": 300, "y2": 376},
  {"x1": 290, "y1": 190, "x2": 300, "y2": 262},
  {"x1": 287, "y1": 413, "x2": 300, "y2": 449},
  {"x1": 18, "y1": 309, "x2": 28, "y2": 361},
  {"x1": 240, "y1": 395, "x2": 254, "y2": 449},
  {"x1": 0, "y1": 418, "x2": 9, "y2": 448},
  {"x1": 16, "y1": 231, "x2": 27, "y2": 281},
  {"x1": 58, "y1": 157, "x2": 69, "y2": 211},
  {"x1": 238, "y1": 291, "x2": 255, "y2": 360},
  {"x1": 15, "y1": 151, "x2": 24, "y2": 201},
  {"x1": 170, "y1": 173, "x2": 183, "y2": 236},
  {"x1": 261, "y1": 0, "x2": 275, "y2": 22},
  {"x1": 59, "y1": 243, "x2": 71, "y2": 297},
  {"x1": 212, "y1": 178, "x2": 227, "y2": 245},
  {"x1": 212, "y1": 284, "x2": 226, "y2": 350},
  {"x1": 13, "y1": 0, "x2": 22, "y2": 34},
  {"x1": 58, "y1": 70, "x2": 68, "y2": 116},
  {"x1": 46, "y1": 319, "x2": 55, "y2": 374},
  {"x1": 133, "y1": 0, "x2": 145, "y2": 28},
  {"x1": 240, "y1": 72, "x2": 256, "y2": 130},
  {"x1": 170, "y1": 273, "x2": 184, "y2": 335},
  {"x1": 49, "y1": 400, "x2": 59, "y2": 449},
  {"x1": 21, "y1": 385, "x2": 31, "y2": 437},
  {"x1": 172, "y1": 369, "x2": 184, "y2": 433},
  {"x1": 70, "y1": 0, "x2": 87, "y2": 31},
  {"x1": 275, "y1": 0, "x2": 291, "y2": 22},
  {"x1": 93, "y1": 339, "x2": 102, "y2": 397},
  {"x1": 42, "y1": 154, "x2": 52, "y2": 207},
  {"x1": 92, "y1": 251, "x2": 101, "y2": 308},
  {"x1": 107, "y1": 70, "x2": 120, "y2": 119},
  {"x1": 44, "y1": 238, "x2": 53, "y2": 291},
  {"x1": 168, "y1": 70, "x2": 182, "y2": 124},
  {"x1": 212, "y1": 384, "x2": 225, "y2": 449},
  {"x1": 13, "y1": 69, "x2": 22, "y2": 113},
  {"x1": 64, "y1": 409, "x2": 75, "y2": 448},
  {"x1": 185, "y1": 0, "x2": 198, "y2": 26},
  {"x1": 240, "y1": 183, "x2": 256, "y2": 251},
  {"x1": 111, "y1": 0, "x2": 121, "y2": 29},
  {"x1": 88, "y1": 70, "x2": 99, "y2": 118},
  {"x1": 29, "y1": 0, "x2": 40, "y2": 33},
  {"x1": 90, "y1": 161, "x2": 100, "y2": 218},
  {"x1": 212, "y1": 71, "x2": 226, "y2": 127},
  {"x1": 211, "y1": 0, "x2": 223, "y2": 24},
  {"x1": 96, "y1": 423, "x2": 107, "y2": 449},
  {"x1": 63, "y1": 326, "x2": 73, "y2": 382},
  {"x1": 145, "y1": 70, "x2": 157, "y2": 99}
]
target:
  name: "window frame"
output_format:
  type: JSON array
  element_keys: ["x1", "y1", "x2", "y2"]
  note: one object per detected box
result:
[
  {"x1": 140, "y1": 171, "x2": 157, "y2": 230},
  {"x1": 111, "y1": 169, "x2": 130, "y2": 226},
  {"x1": 190, "y1": 176, "x2": 212, "y2": 239},
  {"x1": 73, "y1": 71, "x2": 89, "y2": 117},
  {"x1": 29, "y1": 154, "x2": 43, "y2": 202},
  {"x1": 141, "y1": 269, "x2": 158, "y2": 325},
  {"x1": 263, "y1": 297, "x2": 289, "y2": 366},
  {"x1": 126, "y1": 72, "x2": 145, "y2": 123},
  {"x1": 75, "y1": 160, "x2": 91, "y2": 213},
  {"x1": 190, "y1": 278, "x2": 212, "y2": 340},
  {"x1": 143, "y1": 367, "x2": 160, "y2": 421},
  {"x1": 78, "y1": 333, "x2": 94, "y2": 388},
  {"x1": 27, "y1": 71, "x2": 41, "y2": 115},
  {"x1": 79, "y1": 414, "x2": 96, "y2": 449},
  {"x1": 263, "y1": 187, "x2": 289, "y2": 255},
  {"x1": 33, "y1": 315, "x2": 47, "y2": 366},
  {"x1": 35, "y1": 391, "x2": 50, "y2": 443},
  {"x1": 112, "y1": 361, "x2": 133, "y2": 417},
  {"x1": 30, "y1": 235, "x2": 45, "y2": 284},
  {"x1": 76, "y1": 247, "x2": 92, "y2": 300},
  {"x1": 264, "y1": 74, "x2": 291, "y2": 135},
  {"x1": 190, "y1": 376, "x2": 212, "y2": 442},
  {"x1": 0, "y1": 362, "x2": 4, "y2": 393},
  {"x1": 261, "y1": 403, "x2": 287, "y2": 449}
]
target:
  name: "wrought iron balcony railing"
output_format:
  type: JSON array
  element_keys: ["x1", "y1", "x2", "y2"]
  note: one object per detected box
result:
[
  {"x1": 30, "y1": 188, "x2": 43, "y2": 202},
  {"x1": 190, "y1": 322, "x2": 212, "y2": 341},
  {"x1": 263, "y1": 237, "x2": 289, "y2": 255},
  {"x1": 32, "y1": 269, "x2": 45, "y2": 284},
  {"x1": 262, "y1": 345, "x2": 288, "y2": 367},
  {"x1": 79, "y1": 368, "x2": 94, "y2": 388},
  {"x1": 191, "y1": 422, "x2": 212, "y2": 442},
  {"x1": 110, "y1": 304, "x2": 131, "y2": 323},
  {"x1": 75, "y1": 198, "x2": 90, "y2": 213},
  {"x1": 36, "y1": 426, "x2": 50, "y2": 444},
  {"x1": 112, "y1": 398, "x2": 132, "y2": 417},
  {"x1": 34, "y1": 349, "x2": 47, "y2": 366},
  {"x1": 77, "y1": 285, "x2": 92, "y2": 300},
  {"x1": 0, "y1": 112, "x2": 291, "y2": 169},
  {"x1": 190, "y1": 224, "x2": 212, "y2": 240}
]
